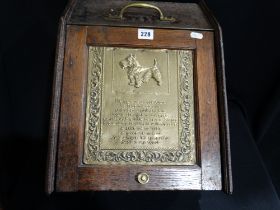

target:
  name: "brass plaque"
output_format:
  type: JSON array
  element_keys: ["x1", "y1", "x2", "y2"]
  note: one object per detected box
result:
[{"x1": 83, "y1": 47, "x2": 196, "y2": 165}]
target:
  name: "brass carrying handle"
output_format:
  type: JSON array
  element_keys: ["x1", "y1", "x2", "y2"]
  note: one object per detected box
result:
[{"x1": 111, "y1": 2, "x2": 175, "y2": 22}]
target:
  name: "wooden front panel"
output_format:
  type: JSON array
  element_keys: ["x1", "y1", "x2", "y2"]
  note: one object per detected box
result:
[{"x1": 56, "y1": 25, "x2": 221, "y2": 191}]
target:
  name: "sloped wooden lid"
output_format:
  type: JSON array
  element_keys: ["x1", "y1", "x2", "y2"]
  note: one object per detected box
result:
[{"x1": 68, "y1": 0, "x2": 213, "y2": 30}]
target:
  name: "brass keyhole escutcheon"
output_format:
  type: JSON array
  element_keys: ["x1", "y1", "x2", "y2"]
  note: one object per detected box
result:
[{"x1": 137, "y1": 173, "x2": 150, "y2": 184}]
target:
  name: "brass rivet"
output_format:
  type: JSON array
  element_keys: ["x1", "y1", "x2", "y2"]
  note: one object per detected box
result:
[{"x1": 137, "y1": 173, "x2": 149, "y2": 184}]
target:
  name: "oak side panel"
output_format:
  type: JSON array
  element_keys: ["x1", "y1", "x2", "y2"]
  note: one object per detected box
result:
[
  {"x1": 199, "y1": 0, "x2": 233, "y2": 193},
  {"x1": 196, "y1": 32, "x2": 222, "y2": 190},
  {"x1": 46, "y1": 18, "x2": 66, "y2": 194},
  {"x1": 46, "y1": 0, "x2": 78, "y2": 194},
  {"x1": 56, "y1": 25, "x2": 88, "y2": 191}
]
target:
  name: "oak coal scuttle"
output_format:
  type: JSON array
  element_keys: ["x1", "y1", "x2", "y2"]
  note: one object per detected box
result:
[{"x1": 46, "y1": 0, "x2": 232, "y2": 194}]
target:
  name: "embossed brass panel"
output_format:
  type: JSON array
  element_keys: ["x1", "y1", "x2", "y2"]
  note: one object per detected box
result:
[{"x1": 83, "y1": 47, "x2": 196, "y2": 165}]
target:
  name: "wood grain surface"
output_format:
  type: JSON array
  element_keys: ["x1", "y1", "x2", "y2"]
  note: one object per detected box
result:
[
  {"x1": 46, "y1": 0, "x2": 78, "y2": 194},
  {"x1": 196, "y1": 32, "x2": 221, "y2": 190},
  {"x1": 68, "y1": 0, "x2": 213, "y2": 30},
  {"x1": 53, "y1": 25, "x2": 222, "y2": 191},
  {"x1": 199, "y1": 0, "x2": 232, "y2": 193},
  {"x1": 56, "y1": 26, "x2": 88, "y2": 191},
  {"x1": 86, "y1": 26, "x2": 196, "y2": 49}
]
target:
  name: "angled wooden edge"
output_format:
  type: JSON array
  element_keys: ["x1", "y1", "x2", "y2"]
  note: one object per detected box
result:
[
  {"x1": 45, "y1": 0, "x2": 78, "y2": 195},
  {"x1": 199, "y1": 0, "x2": 233, "y2": 194}
]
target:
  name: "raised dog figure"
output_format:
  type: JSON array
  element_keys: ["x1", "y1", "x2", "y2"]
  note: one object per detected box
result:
[{"x1": 119, "y1": 54, "x2": 162, "y2": 88}]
